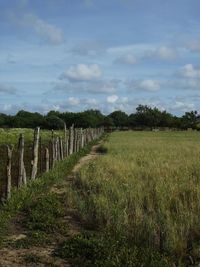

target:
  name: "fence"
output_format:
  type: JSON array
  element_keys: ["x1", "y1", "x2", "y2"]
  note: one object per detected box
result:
[{"x1": 0, "y1": 125, "x2": 104, "y2": 202}]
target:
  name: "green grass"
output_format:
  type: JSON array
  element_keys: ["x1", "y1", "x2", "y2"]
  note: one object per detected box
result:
[
  {"x1": 62, "y1": 131, "x2": 200, "y2": 266},
  {"x1": 0, "y1": 138, "x2": 99, "y2": 246},
  {"x1": 0, "y1": 128, "x2": 65, "y2": 146},
  {"x1": 1, "y1": 131, "x2": 199, "y2": 266}
]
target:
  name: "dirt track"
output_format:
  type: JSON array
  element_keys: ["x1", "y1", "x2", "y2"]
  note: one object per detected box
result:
[{"x1": 0, "y1": 143, "x2": 102, "y2": 267}]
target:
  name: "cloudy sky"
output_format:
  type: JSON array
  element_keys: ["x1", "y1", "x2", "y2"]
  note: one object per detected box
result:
[{"x1": 0, "y1": 0, "x2": 200, "y2": 115}]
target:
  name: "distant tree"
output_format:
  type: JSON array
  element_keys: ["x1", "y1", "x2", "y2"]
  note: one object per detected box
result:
[
  {"x1": 0, "y1": 106, "x2": 199, "y2": 130},
  {"x1": 181, "y1": 111, "x2": 198, "y2": 129},
  {"x1": 72, "y1": 110, "x2": 104, "y2": 128},
  {"x1": 46, "y1": 115, "x2": 64, "y2": 129},
  {"x1": 108, "y1": 110, "x2": 128, "y2": 127},
  {"x1": 134, "y1": 105, "x2": 162, "y2": 128},
  {"x1": 13, "y1": 110, "x2": 46, "y2": 128},
  {"x1": 128, "y1": 113, "x2": 137, "y2": 127},
  {"x1": 0, "y1": 113, "x2": 7, "y2": 127},
  {"x1": 103, "y1": 116, "x2": 115, "y2": 128}
]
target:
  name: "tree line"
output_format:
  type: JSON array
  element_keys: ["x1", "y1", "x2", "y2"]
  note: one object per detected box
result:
[{"x1": 0, "y1": 105, "x2": 199, "y2": 130}]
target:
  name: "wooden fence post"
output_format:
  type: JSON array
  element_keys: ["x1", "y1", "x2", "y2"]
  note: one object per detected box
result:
[
  {"x1": 31, "y1": 127, "x2": 40, "y2": 180},
  {"x1": 59, "y1": 137, "x2": 64, "y2": 160},
  {"x1": 69, "y1": 124, "x2": 74, "y2": 155},
  {"x1": 6, "y1": 145, "x2": 13, "y2": 200},
  {"x1": 64, "y1": 122, "x2": 67, "y2": 157},
  {"x1": 81, "y1": 128, "x2": 84, "y2": 148},
  {"x1": 74, "y1": 128, "x2": 77, "y2": 152},
  {"x1": 39, "y1": 136, "x2": 42, "y2": 174},
  {"x1": 45, "y1": 147, "x2": 49, "y2": 172},
  {"x1": 66, "y1": 138, "x2": 69, "y2": 157},
  {"x1": 51, "y1": 130, "x2": 55, "y2": 168},
  {"x1": 76, "y1": 129, "x2": 80, "y2": 152},
  {"x1": 55, "y1": 137, "x2": 58, "y2": 161},
  {"x1": 18, "y1": 134, "x2": 26, "y2": 188}
]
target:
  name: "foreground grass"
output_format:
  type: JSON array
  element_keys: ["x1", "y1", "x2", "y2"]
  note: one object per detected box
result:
[
  {"x1": 56, "y1": 131, "x2": 200, "y2": 267},
  {"x1": 0, "y1": 139, "x2": 97, "y2": 246}
]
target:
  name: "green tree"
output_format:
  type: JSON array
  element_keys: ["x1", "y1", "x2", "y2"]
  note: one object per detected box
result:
[
  {"x1": 108, "y1": 111, "x2": 128, "y2": 127},
  {"x1": 46, "y1": 115, "x2": 64, "y2": 129},
  {"x1": 181, "y1": 111, "x2": 198, "y2": 129}
]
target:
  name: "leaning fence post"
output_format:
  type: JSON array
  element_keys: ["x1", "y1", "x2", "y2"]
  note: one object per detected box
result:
[
  {"x1": 18, "y1": 134, "x2": 26, "y2": 187},
  {"x1": 31, "y1": 127, "x2": 40, "y2": 180},
  {"x1": 6, "y1": 145, "x2": 13, "y2": 200}
]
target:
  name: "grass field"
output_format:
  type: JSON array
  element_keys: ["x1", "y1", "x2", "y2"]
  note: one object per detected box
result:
[
  {"x1": 0, "y1": 128, "x2": 65, "y2": 146},
  {"x1": 0, "y1": 131, "x2": 199, "y2": 266},
  {"x1": 63, "y1": 131, "x2": 200, "y2": 266}
]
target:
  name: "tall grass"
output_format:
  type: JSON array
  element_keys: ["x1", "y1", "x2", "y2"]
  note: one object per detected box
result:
[{"x1": 72, "y1": 131, "x2": 200, "y2": 266}]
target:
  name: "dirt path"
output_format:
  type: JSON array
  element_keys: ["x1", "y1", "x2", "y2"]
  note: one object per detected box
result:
[{"x1": 0, "y1": 143, "x2": 103, "y2": 267}]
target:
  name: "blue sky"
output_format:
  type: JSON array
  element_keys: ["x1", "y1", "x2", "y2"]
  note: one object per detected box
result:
[{"x1": 0, "y1": 0, "x2": 200, "y2": 115}]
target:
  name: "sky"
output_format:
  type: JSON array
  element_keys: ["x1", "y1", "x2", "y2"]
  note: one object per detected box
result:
[{"x1": 0, "y1": 0, "x2": 200, "y2": 115}]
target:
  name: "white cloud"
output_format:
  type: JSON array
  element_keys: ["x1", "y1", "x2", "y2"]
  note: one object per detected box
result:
[
  {"x1": 179, "y1": 64, "x2": 200, "y2": 79},
  {"x1": 146, "y1": 46, "x2": 178, "y2": 60},
  {"x1": 1, "y1": 104, "x2": 13, "y2": 112},
  {"x1": 12, "y1": 13, "x2": 64, "y2": 44},
  {"x1": 84, "y1": 98, "x2": 98, "y2": 105},
  {"x1": 173, "y1": 101, "x2": 195, "y2": 112},
  {"x1": 0, "y1": 84, "x2": 17, "y2": 94},
  {"x1": 70, "y1": 41, "x2": 106, "y2": 56},
  {"x1": 127, "y1": 79, "x2": 161, "y2": 92},
  {"x1": 87, "y1": 80, "x2": 118, "y2": 94},
  {"x1": 67, "y1": 97, "x2": 80, "y2": 106},
  {"x1": 115, "y1": 54, "x2": 138, "y2": 65},
  {"x1": 107, "y1": 43, "x2": 155, "y2": 54},
  {"x1": 186, "y1": 40, "x2": 200, "y2": 52},
  {"x1": 60, "y1": 64, "x2": 102, "y2": 82},
  {"x1": 139, "y1": 80, "x2": 160, "y2": 91},
  {"x1": 107, "y1": 95, "x2": 119, "y2": 103},
  {"x1": 54, "y1": 79, "x2": 119, "y2": 94},
  {"x1": 170, "y1": 78, "x2": 200, "y2": 91}
]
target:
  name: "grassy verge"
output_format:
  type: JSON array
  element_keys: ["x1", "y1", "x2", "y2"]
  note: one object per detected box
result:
[
  {"x1": 54, "y1": 131, "x2": 200, "y2": 267},
  {"x1": 0, "y1": 138, "x2": 101, "y2": 246}
]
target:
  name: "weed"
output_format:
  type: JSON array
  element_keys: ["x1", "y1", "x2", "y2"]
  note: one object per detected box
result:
[
  {"x1": 96, "y1": 144, "x2": 108, "y2": 154},
  {"x1": 55, "y1": 232, "x2": 169, "y2": 267},
  {"x1": 11, "y1": 231, "x2": 52, "y2": 249},
  {"x1": 22, "y1": 193, "x2": 65, "y2": 233},
  {"x1": 23, "y1": 253, "x2": 44, "y2": 264}
]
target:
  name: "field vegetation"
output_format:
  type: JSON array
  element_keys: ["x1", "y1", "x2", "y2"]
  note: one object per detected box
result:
[
  {"x1": 61, "y1": 131, "x2": 200, "y2": 266},
  {"x1": 0, "y1": 128, "x2": 64, "y2": 146},
  {"x1": 0, "y1": 131, "x2": 199, "y2": 266},
  {"x1": 0, "y1": 140, "x2": 99, "y2": 266}
]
